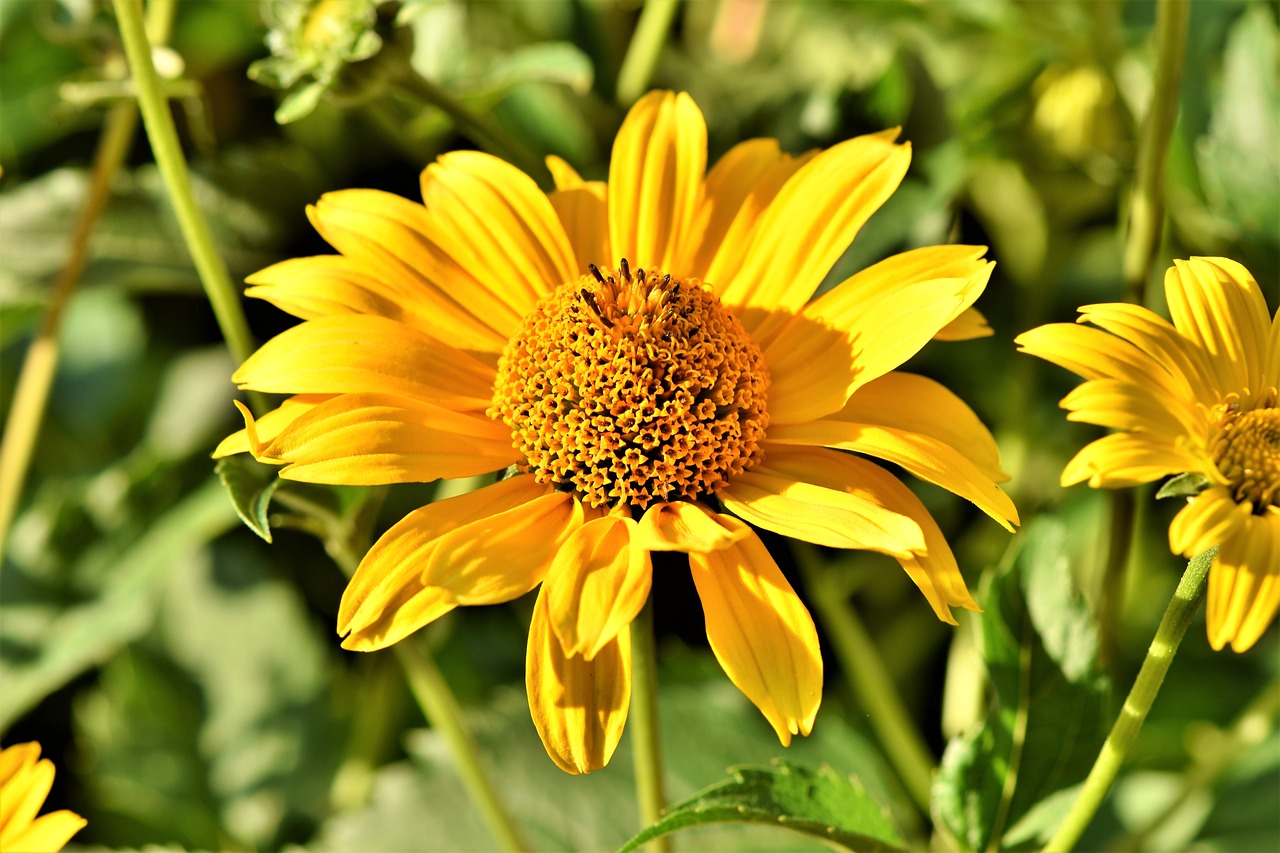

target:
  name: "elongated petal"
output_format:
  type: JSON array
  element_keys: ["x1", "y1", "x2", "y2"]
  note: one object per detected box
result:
[
  {"x1": 549, "y1": 180, "x2": 609, "y2": 274},
  {"x1": 545, "y1": 514, "x2": 652, "y2": 660},
  {"x1": 0, "y1": 743, "x2": 40, "y2": 786},
  {"x1": 421, "y1": 151, "x2": 579, "y2": 306},
  {"x1": 766, "y1": 421, "x2": 1018, "y2": 531},
  {"x1": 933, "y1": 307, "x2": 992, "y2": 341},
  {"x1": 1060, "y1": 378, "x2": 1205, "y2": 443},
  {"x1": 1207, "y1": 510, "x2": 1280, "y2": 652},
  {"x1": 721, "y1": 447, "x2": 925, "y2": 557},
  {"x1": 6, "y1": 811, "x2": 87, "y2": 853},
  {"x1": 526, "y1": 585, "x2": 631, "y2": 774},
  {"x1": 248, "y1": 393, "x2": 517, "y2": 485},
  {"x1": 690, "y1": 521, "x2": 821, "y2": 745},
  {"x1": 338, "y1": 476, "x2": 553, "y2": 650},
  {"x1": 0, "y1": 757, "x2": 53, "y2": 844},
  {"x1": 233, "y1": 314, "x2": 496, "y2": 412},
  {"x1": 687, "y1": 138, "x2": 812, "y2": 284},
  {"x1": 1075, "y1": 301, "x2": 1215, "y2": 402},
  {"x1": 245, "y1": 255, "x2": 422, "y2": 325},
  {"x1": 1169, "y1": 487, "x2": 1253, "y2": 558},
  {"x1": 609, "y1": 91, "x2": 707, "y2": 271},
  {"x1": 1015, "y1": 322, "x2": 1189, "y2": 402},
  {"x1": 765, "y1": 248, "x2": 993, "y2": 424},
  {"x1": 424, "y1": 492, "x2": 587, "y2": 604},
  {"x1": 718, "y1": 134, "x2": 911, "y2": 341},
  {"x1": 635, "y1": 501, "x2": 751, "y2": 553},
  {"x1": 213, "y1": 394, "x2": 332, "y2": 458},
  {"x1": 307, "y1": 191, "x2": 512, "y2": 352},
  {"x1": 1063, "y1": 433, "x2": 1203, "y2": 489},
  {"x1": 1167, "y1": 258, "x2": 1271, "y2": 395}
]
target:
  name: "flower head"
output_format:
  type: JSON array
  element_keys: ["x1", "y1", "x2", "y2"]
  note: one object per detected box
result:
[
  {"x1": 218, "y1": 91, "x2": 1017, "y2": 772},
  {"x1": 0, "y1": 743, "x2": 86, "y2": 853},
  {"x1": 1017, "y1": 257, "x2": 1279, "y2": 652}
]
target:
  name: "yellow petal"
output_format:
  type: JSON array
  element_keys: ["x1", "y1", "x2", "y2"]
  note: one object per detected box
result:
[
  {"x1": 1015, "y1": 322, "x2": 1188, "y2": 402},
  {"x1": 1059, "y1": 378, "x2": 1205, "y2": 443},
  {"x1": 934, "y1": 306, "x2": 992, "y2": 341},
  {"x1": 6, "y1": 812, "x2": 88, "y2": 853},
  {"x1": 766, "y1": 421, "x2": 1019, "y2": 532},
  {"x1": 545, "y1": 514, "x2": 652, "y2": 660},
  {"x1": 1063, "y1": 433, "x2": 1202, "y2": 489},
  {"x1": 213, "y1": 394, "x2": 332, "y2": 459},
  {"x1": 526, "y1": 585, "x2": 631, "y2": 774},
  {"x1": 252, "y1": 393, "x2": 518, "y2": 485},
  {"x1": 1167, "y1": 258, "x2": 1271, "y2": 396},
  {"x1": 338, "y1": 476, "x2": 554, "y2": 649},
  {"x1": 1207, "y1": 510, "x2": 1280, "y2": 652},
  {"x1": 1169, "y1": 487, "x2": 1252, "y2": 558},
  {"x1": 689, "y1": 521, "x2": 821, "y2": 746},
  {"x1": 608, "y1": 91, "x2": 707, "y2": 271},
  {"x1": 307, "y1": 191, "x2": 513, "y2": 352},
  {"x1": 424, "y1": 492, "x2": 588, "y2": 605},
  {"x1": 635, "y1": 501, "x2": 751, "y2": 553},
  {"x1": 717, "y1": 134, "x2": 912, "y2": 342},
  {"x1": 0, "y1": 743, "x2": 39, "y2": 786},
  {"x1": 546, "y1": 154, "x2": 586, "y2": 188},
  {"x1": 0, "y1": 753, "x2": 52, "y2": 843},
  {"x1": 1075, "y1": 301, "x2": 1215, "y2": 402},
  {"x1": 686, "y1": 138, "x2": 812, "y2": 284},
  {"x1": 245, "y1": 255, "x2": 411, "y2": 321},
  {"x1": 720, "y1": 446, "x2": 926, "y2": 557},
  {"x1": 764, "y1": 247, "x2": 993, "y2": 424},
  {"x1": 420, "y1": 151, "x2": 579, "y2": 305},
  {"x1": 233, "y1": 314, "x2": 497, "y2": 413},
  {"x1": 549, "y1": 182, "x2": 609, "y2": 274}
]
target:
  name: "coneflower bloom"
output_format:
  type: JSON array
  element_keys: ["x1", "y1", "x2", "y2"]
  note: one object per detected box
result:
[
  {"x1": 0, "y1": 743, "x2": 86, "y2": 853},
  {"x1": 217, "y1": 91, "x2": 1018, "y2": 773},
  {"x1": 1017, "y1": 257, "x2": 1278, "y2": 651}
]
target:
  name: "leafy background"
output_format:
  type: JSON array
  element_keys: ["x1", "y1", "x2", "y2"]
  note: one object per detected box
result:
[{"x1": 1, "y1": 0, "x2": 1277, "y2": 851}]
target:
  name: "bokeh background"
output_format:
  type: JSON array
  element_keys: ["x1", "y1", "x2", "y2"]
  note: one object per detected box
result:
[{"x1": 2, "y1": 0, "x2": 1277, "y2": 850}]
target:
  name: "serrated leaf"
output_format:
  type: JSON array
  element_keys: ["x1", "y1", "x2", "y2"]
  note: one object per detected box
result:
[
  {"x1": 215, "y1": 455, "x2": 281, "y2": 542},
  {"x1": 618, "y1": 761, "x2": 904, "y2": 853},
  {"x1": 1155, "y1": 472, "x2": 1209, "y2": 500}
]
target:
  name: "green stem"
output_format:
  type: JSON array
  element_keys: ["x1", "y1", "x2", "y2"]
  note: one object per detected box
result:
[
  {"x1": 616, "y1": 0, "x2": 680, "y2": 105},
  {"x1": 112, "y1": 0, "x2": 264, "y2": 408},
  {"x1": 395, "y1": 639, "x2": 530, "y2": 853},
  {"x1": 395, "y1": 71, "x2": 549, "y2": 185},
  {"x1": 1121, "y1": 0, "x2": 1189, "y2": 303},
  {"x1": 630, "y1": 599, "x2": 669, "y2": 851},
  {"x1": 801, "y1": 554, "x2": 935, "y2": 814},
  {"x1": 1043, "y1": 547, "x2": 1213, "y2": 853},
  {"x1": 0, "y1": 103, "x2": 137, "y2": 558},
  {"x1": 1097, "y1": 489, "x2": 1136, "y2": 671}
]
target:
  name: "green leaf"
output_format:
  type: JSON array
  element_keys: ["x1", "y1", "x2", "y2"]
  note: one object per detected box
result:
[
  {"x1": 618, "y1": 761, "x2": 904, "y2": 853},
  {"x1": 1156, "y1": 472, "x2": 1210, "y2": 500},
  {"x1": 933, "y1": 516, "x2": 1112, "y2": 852},
  {"x1": 215, "y1": 455, "x2": 281, "y2": 542}
]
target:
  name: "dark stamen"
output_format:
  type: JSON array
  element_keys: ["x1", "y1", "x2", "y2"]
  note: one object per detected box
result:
[
  {"x1": 588, "y1": 263, "x2": 606, "y2": 284},
  {"x1": 620, "y1": 258, "x2": 631, "y2": 282}
]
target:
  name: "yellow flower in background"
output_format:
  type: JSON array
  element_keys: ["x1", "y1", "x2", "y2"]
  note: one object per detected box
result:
[
  {"x1": 1017, "y1": 258, "x2": 1279, "y2": 652},
  {"x1": 217, "y1": 91, "x2": 1018, "y2": 772},
  {"x1": 0, "y1": 743, "x2": 86, "y2": 853}
]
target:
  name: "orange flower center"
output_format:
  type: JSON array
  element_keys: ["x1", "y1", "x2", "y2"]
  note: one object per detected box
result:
[
  {"x1": 489, "y1": 261, "x2": 769, "y2": 510},
  {"x1": 1212, "y1": 403, "x2": 1280, "y2": 512}
]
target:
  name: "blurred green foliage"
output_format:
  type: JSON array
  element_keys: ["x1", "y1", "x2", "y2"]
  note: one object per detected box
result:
[{"x1": 1, "y1": 1, "x2": 1276, "y2": 851}]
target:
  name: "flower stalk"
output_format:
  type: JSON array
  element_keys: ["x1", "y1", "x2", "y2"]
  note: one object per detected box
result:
[
  {"x1": 1044, "y1": 547, "x2": 1213, "y2": 853},
  {"x1": 629, "y1": 599, "x2": 670, "y2": 851},
  {"x1": 112, "y1": 0, "x2": 262, "y2": 395},
  {"x1": 616, "y1": 0, "x2": 681, "y2": 105}
]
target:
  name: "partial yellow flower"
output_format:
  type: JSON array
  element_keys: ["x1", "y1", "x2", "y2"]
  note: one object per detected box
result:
[
  {"x1": 1017, "y1": 257, "x2": 1279, "y2": 652},
  {"x1": 218, "y1": 91, "x2": 1018, "y2": 772},
  {"x1": 0, "y1": 743, "x2": 86, "y2": 853}
]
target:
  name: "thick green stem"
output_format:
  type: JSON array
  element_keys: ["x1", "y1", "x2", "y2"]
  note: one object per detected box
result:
[
  {"x1": 1097, "y1": 489, "x2": 1136, "y2": 671},
  {"x1": 395, "y1": 71, "x2": 549, "y2": 185},
  {"x1": 616, "y1": 0, "x2": 680, "y2": 105},
  {"x1": 629, "y1": 600, "x2": 669, "y2": 851},
  {"x1": 112, "y1": 0, "x2": 263, "y2": 400},
  {"x1": 396, "y1": 640, "x2": 530, "y2": 853},
  {"x1": 1121, "y1": 0, "x2": 1189, "y2": 303},
  {"x1": 802, "y1": 557, "x2": 935, "y2": 814},
  {"x1": 1044, "y1": 548, "x2": 1212, "y2": 853}
]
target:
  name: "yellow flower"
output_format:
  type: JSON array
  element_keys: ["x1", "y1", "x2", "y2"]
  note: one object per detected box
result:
[
  {"x1": 217, "y1": 91, "x2": 1018, "y2": 772},
  {"x1": 0, "y1": 743, "x2": 86, "y2": 853},
  {"x1": 1017, "y1": 257, "x2": 1279, "y2": 652}
]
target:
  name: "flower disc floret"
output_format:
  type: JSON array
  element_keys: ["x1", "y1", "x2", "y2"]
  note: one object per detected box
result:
[
  {"x1": 1212, "y1": 399, "x2": 1280, "y2": 512},
  {"x1": 490, "y1": 261, "x2": 769, "y2": 509}
]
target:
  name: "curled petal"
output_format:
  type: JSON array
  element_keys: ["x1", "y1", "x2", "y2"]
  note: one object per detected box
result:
[
  {"x1": 635, "y1": 501, "x2": 750, "y2": 553},
  {"x1": 689, "y1": 522, "x2": 822, "y2": 746},
  {"x1": 1169, "y1": 487, "x2": 1252, "y2": 559},
  {"x1": 1063, "y1": 433, "x2": 1203, "y2": 489},
  {"x1": 1206, "y1": 510, "x2": 1279, "y2": 652},
  {"x1": 526, "y1": 586, "x2": 631, "y2": 774},
  {"x1": 214, "y1": 395, "x2": 332, "y2": 459},
  {"x1": 545, "y1": 514, "x2": 652, "y2": 660}
]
